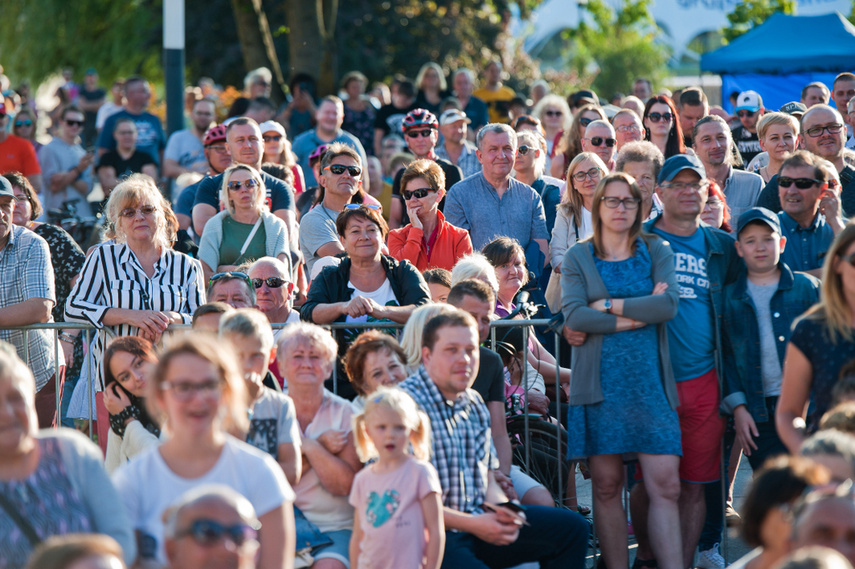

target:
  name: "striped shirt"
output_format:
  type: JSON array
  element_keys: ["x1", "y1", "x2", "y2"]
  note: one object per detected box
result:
[
  {"x1": 65, "y1": 242, "x2": 205, "y2": 388},
  {"x1": 399, "y1": 365, "x2": 497, "y2": 514},
  {"x1": 0, "y1": 226, "x2": 56, "y2": 390}
]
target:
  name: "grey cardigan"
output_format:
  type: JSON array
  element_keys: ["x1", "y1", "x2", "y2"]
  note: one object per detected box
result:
[{"x1": 560, "y1": 234, "x2": 680, "y2": 407}]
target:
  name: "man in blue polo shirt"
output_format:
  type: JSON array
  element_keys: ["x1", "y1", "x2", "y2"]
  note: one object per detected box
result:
[
  {"x1": 777, "y1": 150, "x2": 845, "y2": 277},
  {"x1": 632, "y1": 154, "x2": 742, "y2": 568}
]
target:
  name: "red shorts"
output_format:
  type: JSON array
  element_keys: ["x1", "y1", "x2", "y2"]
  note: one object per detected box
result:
[{"x1": 674, "y1": 368, "x2": 725, "y2": 483}]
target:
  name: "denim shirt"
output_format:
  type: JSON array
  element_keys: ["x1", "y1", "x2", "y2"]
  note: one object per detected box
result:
[
  {"x1": 720, "y1": 263, "x2": 820, "y2": 421},
  {"x1": 644, "y1": 216, "x2": 743, "y2": 384},
  {"x1": 778, "y1": 211, "x2": 835, "y2": 272}
]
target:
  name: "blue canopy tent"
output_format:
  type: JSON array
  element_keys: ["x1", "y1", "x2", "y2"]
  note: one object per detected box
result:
[{"x1": 700, "y1": 12, "x2": 855, "y2": 112}]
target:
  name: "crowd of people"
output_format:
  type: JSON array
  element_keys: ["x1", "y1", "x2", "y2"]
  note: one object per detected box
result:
[{"x1": 3, "y1": 60, "x2": 855, "y2": 569}]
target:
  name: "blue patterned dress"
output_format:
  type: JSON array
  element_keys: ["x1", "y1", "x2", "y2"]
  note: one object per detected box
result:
[{"x1": 567, "y1": 240, "x2": 681, "y2": 459}]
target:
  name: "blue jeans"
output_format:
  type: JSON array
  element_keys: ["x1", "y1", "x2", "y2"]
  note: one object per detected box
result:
[{"x1": 441, "y1": 505, "x2": 589, "y2": 569}]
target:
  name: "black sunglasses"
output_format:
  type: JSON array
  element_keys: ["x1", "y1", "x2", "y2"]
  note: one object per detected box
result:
[
  {"x1": 402, "y1": 187, "x2": 436, "y2": 200},
  {"x1": 252, "y1": 276, "x2": 288, "y2": 289},
  {"x1": 646, "y1": 112, "x2": 673, "y2": 123},
  {"x1": 65, "y1": 119, "x2": 84, "y2": 127},
  {"x1": 405, "y1": 129, "x2": 434, "y2": 138},
  {"x1": 324, "y1": 164, "x2": 362, "y2": 177},
  {"x1": 736, "y1": 110, "x2": 756, "y2": 118},
  {"x1": 208, "y1": 271, "x2": 252, "y2": 289},
  {"x1": 778, "y1": 176, "x2": 824, "y2": 190},
  {"x1": 263, "y1": 135, "x2": 282, "y2": 142},
  {"x1": 175, "y1": 519, "x2": 259, "y2": 548},
  {"x1": 579, "y1": 117, "x2": 594, "y2": 127},
  {"x1": 544, "y1": 110, "x2": 563, "y2": 117},
  {"x1": 587, "y1": 137, "x2": 616, "y2": 147}
]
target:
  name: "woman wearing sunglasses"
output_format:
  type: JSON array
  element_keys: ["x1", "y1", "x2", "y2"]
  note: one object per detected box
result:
[
  {"x1": 562, "y1": 172, "x2": 681, "y2": 569},
  {"x1": 66, "y1": 174, "x2": 205, "y2": 446},
  {"x1": 643, "y1": 96, "x2": 687, "y2": 159},
  {"x1": 532, "y1": 94, "x2": 572, "y2": 170},
  {"x1": 197, "y1": 164, "x2": 292, "y2": 283},
  {"x1": 387, "y1": 159, "x2": 472, "y2": 272},
  {"x1": 550, "y1": 103, "x2": 607, "y2": 180},
  {"x1": 12, "y1": 107, "x2": 42, "y2": 155},
  {"x1": 777, "y1": 224, "x2": 855, "y2": 453},
  {"x1": 514, "y1": 130, "x2": 562, "y2": 238}
]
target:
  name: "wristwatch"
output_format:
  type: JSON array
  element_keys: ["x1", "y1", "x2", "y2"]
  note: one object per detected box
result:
[{"x1": 604, "y1": 298, "x2": 613, "y2": 314}]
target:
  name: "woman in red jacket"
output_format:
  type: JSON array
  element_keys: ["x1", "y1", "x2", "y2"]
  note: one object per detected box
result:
[{"x1": 387, "y1": 159, "x2": 473, "y2": 271}]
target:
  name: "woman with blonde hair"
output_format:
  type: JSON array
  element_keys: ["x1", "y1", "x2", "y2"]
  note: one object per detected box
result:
[
  {"x1": 755, "y1": 112, "x2": 800, "y2": 183},
  {"x1": 550, "y1": 104, "x2": 607, "y2": 180},
  {"x1": 777, "y1": 224, "x2": 855, "y2": 452},
  {"x1": 400, "y1": 304, "x2": 456, "y2": 372},
  {"x1": 414, "y1": 62, "x2": 449, "y2": 114},
  {"x1": 532, "y1": 94, "x2": 572, "y2": 167},
  {"x1": 450, "y1": 252, "x2": 500, "y2": 292},
  {"x1": 197, "y1": 163, "x2": 291, "y2": 282}
]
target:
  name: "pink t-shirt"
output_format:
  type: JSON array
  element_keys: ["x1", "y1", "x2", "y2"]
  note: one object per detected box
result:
[{"x1": 349, "y1": 457, "x2": 441, "y2": 569}]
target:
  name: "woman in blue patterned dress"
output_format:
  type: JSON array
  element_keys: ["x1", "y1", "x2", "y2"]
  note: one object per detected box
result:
[{"x1": 561, "y1": 172, "x2": 682, "y2": 569}]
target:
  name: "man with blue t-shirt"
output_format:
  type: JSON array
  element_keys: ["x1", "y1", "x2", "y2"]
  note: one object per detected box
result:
[
  {"x1": 631, "y1": 154, "x2": 742, "y2": 568},
  {"x1": 96, "y1": 75, "x2": 166, "y2": 169}
]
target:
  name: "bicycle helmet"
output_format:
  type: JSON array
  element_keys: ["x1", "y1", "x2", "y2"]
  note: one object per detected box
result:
[
  {"x1": 401, "y1": 108, "x2": 438, "y2": 133},
  {"x1": 203, "y1": 124, "x2": 227, "y2": 147}
]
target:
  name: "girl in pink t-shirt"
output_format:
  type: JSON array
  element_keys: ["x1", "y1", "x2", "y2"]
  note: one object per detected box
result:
[{"x1": 349, "y1": 387, "x2": 443, "y2": 569}]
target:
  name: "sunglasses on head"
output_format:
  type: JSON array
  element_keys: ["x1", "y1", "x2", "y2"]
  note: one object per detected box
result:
[
  {"x1": 208, "y1": 271, "x2": 252, "y2": 289},
  {"x1": 119, "y1": 205, "x2": 157, "y2": 218},
  {"x1": 252, "y1": 276, "x2": 288, "y2": 289},
  {"x1": 405, "y1": 129, "x2": 434, "y2": 138},
  {"x1": 263, "y1": 135, "x2": 282, "y2": 143},
  {"x1": 736, "y1": 110, "x2": 756, "y2": 118},
  {"x1": 778, "y1": 176, "x2": 825, "y2": 190},
  {"x1": 344, "y1": 203, "x2": 381, "y2": 210},
  {"x1": 324, "y1": 164, "x2": 362, "y2": 177},
  {"x1": 14, "y1": 119, "x2": 32, "y2": 127},
  {"x1": 176, "y1": 519, "x2": 259, "y2": 549},
  {"x1": 646, "y1": 112, "x2": 673, "y2": 123},
  {"x1": 227, "y1": 179, "x2": 259, "y2": 192},
  {"x1": 586, "y1": 137, "x2": 616, "y2": 147},
  {"x1": 402, "y1": 187, "x2": 436, "y2": 200},
  {"x1": 65, "y1": 119, "x2": 84, "y2": 127}
]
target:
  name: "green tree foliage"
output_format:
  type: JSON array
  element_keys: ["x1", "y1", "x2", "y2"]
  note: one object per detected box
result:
[
  {"x1": 721, "y1": 0, "x2": 796, "y2": 43},
  {"x1": 564, "y1": 0, "x2": 669, "y2": 98}
]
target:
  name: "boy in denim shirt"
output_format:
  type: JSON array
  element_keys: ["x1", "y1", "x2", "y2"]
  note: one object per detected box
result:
[{"x1": 721, "y1": 207, "x2": 820, "y2": 469}]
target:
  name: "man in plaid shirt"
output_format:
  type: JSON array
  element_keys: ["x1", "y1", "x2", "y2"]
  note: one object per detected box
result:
[{"x1": 399, "y1": 309, "x2": 588, "y2": 568}]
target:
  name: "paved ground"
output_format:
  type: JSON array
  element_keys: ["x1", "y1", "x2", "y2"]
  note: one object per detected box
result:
[{"x1": 573, "y1": 454, "x2": 756, "y2": 567}]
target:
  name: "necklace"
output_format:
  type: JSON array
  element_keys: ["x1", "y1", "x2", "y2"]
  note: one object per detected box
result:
[{"x1": 320, "y1": 204, "x2": 338, "y2": 225}]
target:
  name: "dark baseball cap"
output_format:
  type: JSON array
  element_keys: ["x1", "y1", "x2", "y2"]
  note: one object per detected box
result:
[
  {"x1": 657, "y1": 154, "x2": 706, "y2": 185},
  {"x1": 736, "y1": 207, "x2": 781, "y2": 237},
  {"x1": 0, "y1": 176, "x2": 14, "y2": 198},
  {"x1": 779, "y1": 101, "x2": 807, "y2": 117}
]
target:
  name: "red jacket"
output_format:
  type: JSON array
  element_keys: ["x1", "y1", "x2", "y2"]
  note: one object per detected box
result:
[{"x1": 387, "y1": 211, "x2": 473, "y2": 272}]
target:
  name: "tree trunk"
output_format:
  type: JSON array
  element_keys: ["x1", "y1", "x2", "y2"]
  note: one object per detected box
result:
[
  {"x1": 229, "y1": 0, "x2": 269, "y2": 73},
  {"x1": 282, "y1": 0, "x2": 337, "y2": 96}
]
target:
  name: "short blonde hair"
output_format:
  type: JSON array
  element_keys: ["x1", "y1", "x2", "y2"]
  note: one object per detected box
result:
[
  {"x1": 219, "y1": 308, "x2": 275, "y2": 355},
  {"x1": 451, "y1": 253, "x2": 499, "y2": 294},
  {"x1": 220, "y1": 164, "x2": 268, "y2": 215},
  {"x1": 400, "y1": 303, "x2": 456, "y2": 371},
  {"x1": 105, "y1": 173, "x2": 174, "y2": 249},
  {"x1": 757, "y1": 111, "x2": 799, "y2": 141},
  {"x1": 352, "y1": 386, "x2": 431, "y2": 462}
]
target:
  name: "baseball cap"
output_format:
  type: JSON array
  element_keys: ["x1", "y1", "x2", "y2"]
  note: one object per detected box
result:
[
  {"x1": 736, "y1": 90, "x2": 763, "y2": 112},
  {"x1": 736, "y1": 207, "x2": 781, "y2": 237},
  {"x1": 779, "y1": 101, "x2": 807, "y2": 117},
  {"x1": 440, "y1": 109, "x2": 471, "y2": 126},
  {"x1": 0, "y1": 176, "x2": 14, "y2": 198},
  {"x1": 85, "y1": 68, "x2": 98, "y2": 76},
  {"x1": 259, "y1": 120, "x2": 285, "y2": 137},
  {"x1": 657, "y1": 154, "x2": 707, "y2": 185}
]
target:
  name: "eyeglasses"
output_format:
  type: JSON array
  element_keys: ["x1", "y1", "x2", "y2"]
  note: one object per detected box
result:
[
  {"x1": 585, "y1": 136, "x2": 616, "y2": 147},
  {"x1": 704, "y1": 200, "x2": 724, "y2": 211},
  {"x1": 252, "y1": 276, "x2": 288, "y2": 289},
  {"x1": 402, "y1": 187, "x2": 436, "y2": 200},
  {"x1": 206, "y1": 144, "x2": 228, "y2": 154},
  {"x1": 208, "y1": 271, "x2": 252, "y2": 289},
  {"x1": 119, "y1": 205, "x2": 157, "y2": 218},
  {"x1": 804, "y1": 124, "x2": 844, "y2": 138},
  {"x1": 601, "y1": 196, "x2": 640, "y2": 209},
  {"x1": 175, "y1": 519, "x2": 260, "y2": 551},
  {"x1": 405, "y1": 129, "x2": 434, "y2": 138},
  {"x1": 579, "y1": 117, "x2": 594, "y2": 127},
  {"x1": 14, "y1": 120, "x2": 33, "y2": 127},
  {"x1": 646, "y1": 112, "x2": 673, "y2": 123},
  {"x1": 65, "y1": 119, "x2": 84, "y2": 127},
  {"x1": 324, "y1": 164, "x2": 362, "y2": 177},
  {"x1": 517, "y1": 145, "x2": 534, "y2": 155},
  {"x1": 778, "y1": 176, "x2": 824, "y2": 189},
  {"x1": 571, "y1": 167, "x2": 602, "y2": 182},
  {"x1": 161, "y1": 379, "x2": 222, "y2": 400},
  {"x1": 615, "y1": 124, "x2": 641, "y2": 134},
  {"x1": 736, "y1": 110, "x2": 756, "y2": 118},
  {"x1": 227, "y1": 179, "x2": 259, "y2": 192},
  {"x1": 544, "y1": 110, "x2": 563, "y2": 117},
  {"x1": 344, "y1": 203, "x2": 381, "y2": 210},
  {"x1": 263, "y1": 135, "x2": 282, "y2": 143},
  {"x1": 660, "y1": 181, "x2": 708, "y2": 192}
]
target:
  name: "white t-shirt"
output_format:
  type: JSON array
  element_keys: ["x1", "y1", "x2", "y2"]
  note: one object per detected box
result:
[
  {"x1": 345, "y1": 278, "x2": 397, "y2": 325},
  {"x1": 112, "y1": 436, "x2": 294, "y2": 564}
]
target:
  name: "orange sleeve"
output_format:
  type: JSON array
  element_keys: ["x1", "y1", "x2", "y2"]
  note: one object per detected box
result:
[{"x1": 388, "y1": 226, "x2": 426, "y2": 271}]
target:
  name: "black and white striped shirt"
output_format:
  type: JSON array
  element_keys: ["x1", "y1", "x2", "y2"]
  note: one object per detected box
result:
[{"x1": 65, "y1": 242, "x2": 205, "y2": 388}]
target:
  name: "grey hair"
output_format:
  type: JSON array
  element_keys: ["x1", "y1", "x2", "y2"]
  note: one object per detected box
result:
[
  {"x1": 476, "y1": 123, "x2": 516, "y2": 151},
  {"x1": 163, "y1": 484, "x2": 259, "y2": 539},
  {"x1": 451, "y1": 252, "x2": 500, "y2": 294},
  {"x1": 616, "y1": 141, "x2": 665, "y2": 179},
  {"x1": 249, "y1": 256, "x2": 291, "y2": 282},
  {"x1": 219, "y1": 308, "x2": 275, "y2": 354},
  {"x1": 276, "y1": 322, "x2": 338, "y2": 367},
  {"x1": 585, "y1": 119, "x2": 615, "y2": 134},
  {"x1": 244, "y1": 67, "x2": 272, "y2": 90}
]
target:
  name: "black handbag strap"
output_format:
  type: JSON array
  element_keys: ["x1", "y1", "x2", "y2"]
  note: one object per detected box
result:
[{"x1": 0, "y1": 491, "x2": 42, "y2": 546}]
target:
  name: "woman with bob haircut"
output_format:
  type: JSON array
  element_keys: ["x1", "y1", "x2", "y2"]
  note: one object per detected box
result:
[
  {"x1": 561, "y1": 172, "x2": 681, "y2": 569},
  {"x1": 111, "y1": 334, "x2": 295, "y2": 569}
]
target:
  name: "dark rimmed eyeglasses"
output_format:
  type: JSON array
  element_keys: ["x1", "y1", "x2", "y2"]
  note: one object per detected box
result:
[
  {"x1": 804, "y1": 124, "x2": 844, "y2": 138},
  {"x1": 600, "y1": 196, "x2": 640, "y2": 209},
  {"x1": 252, "y1": 276, "x2": 288, "y2": 289},
  {"x1": 208, "y1": 271, "x2": 252, "y2": 289},
  {"x1": 324, "y1": 164, "x2": 362, "y2": 177},
  {"x1": 402, "y1": 187, "x2": 436, "y2": 200},
  {"x1": 571, "y1": 168, "x2": 602, "y2": 183}
]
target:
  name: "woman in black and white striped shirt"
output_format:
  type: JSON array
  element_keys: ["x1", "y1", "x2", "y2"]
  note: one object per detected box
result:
[{"x1": 66, "y1": 174, "x2": 205, "y2": 392}]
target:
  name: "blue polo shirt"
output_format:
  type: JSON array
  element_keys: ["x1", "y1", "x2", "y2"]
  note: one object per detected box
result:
[{"x1": 777, "y1": 211, "x2": 834, "y2": 272}]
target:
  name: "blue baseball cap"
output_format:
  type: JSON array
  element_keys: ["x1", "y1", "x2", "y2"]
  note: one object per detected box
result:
[
  {"x1": 736, "y1": 207, "x2": 781, "y2": 237},
  {"x1": 0, "y1": 176, "x2": 13, "y2": 198},
  {"x1": 657, "y1": 154, "x2": 706, "y2": 185}
]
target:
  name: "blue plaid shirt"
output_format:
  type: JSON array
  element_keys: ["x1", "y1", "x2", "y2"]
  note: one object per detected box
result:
[{"x1": 399, "y1": 365, "x2": 498, "y2": 514}]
